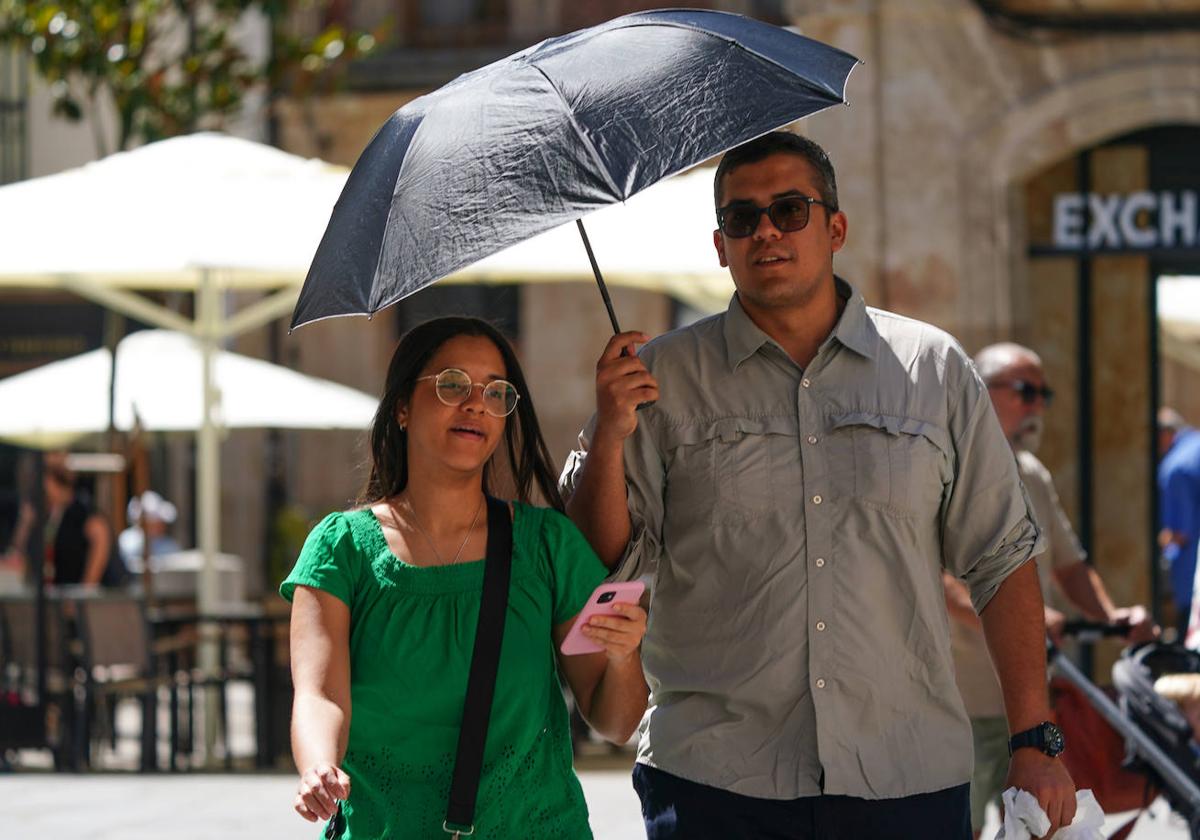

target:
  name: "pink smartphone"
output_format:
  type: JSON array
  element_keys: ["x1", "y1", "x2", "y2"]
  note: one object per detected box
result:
[{"x1": 559, "y1": 581, "x2": 646, "y2": 656}]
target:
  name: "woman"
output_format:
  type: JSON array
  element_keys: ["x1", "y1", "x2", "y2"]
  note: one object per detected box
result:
[{"x1": 283, "y1": 317, "x2": 648, "y2": 839}]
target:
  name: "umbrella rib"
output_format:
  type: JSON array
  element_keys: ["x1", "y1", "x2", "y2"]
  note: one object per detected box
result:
[
  {"x1": 526, "y1": 62, "x2": 625, "y2": 202},
  {"x1": 612, "y1": 16, "x2": 858, "y2": 103}
]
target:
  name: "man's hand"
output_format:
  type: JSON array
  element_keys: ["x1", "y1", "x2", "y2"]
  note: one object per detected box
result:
[
  {"x1": 1006, "y1": 750, "x2": 1076, "y2": 838},
  {"x1": 594, "y1": 331, "x2": 659, "y2": 447},
  {"x1": 1110, "y1": 604, "x2": 1159, "y2": 644}
]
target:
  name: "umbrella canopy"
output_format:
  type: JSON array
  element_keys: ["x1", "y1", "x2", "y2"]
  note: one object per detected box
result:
[
  {"x1": 0, "y1": 330, "x2": 377, "y2": 448},
  {"x1": 447, "y1": 166, "x2": 736, "y2": 314},
  {"x1": 292, "y1": 8, "x2": 858, "y2": 328}
]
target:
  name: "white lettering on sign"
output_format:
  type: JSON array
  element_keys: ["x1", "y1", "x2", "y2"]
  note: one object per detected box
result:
[
  {"x1": 1051, "y1": 190, "x2": 1200, "y2": 250},
  {"x1": 1087, "y1": 193, "x2": 1122, "y2": 249},
  {"x1": 1053, "y1": 194, "x2": 1084, "y2": 249},
  {"x1": 1120, "y1": 192, "x2": 1156, "y2": 249},
  {"x1": 1161, "y1": 191, "x2": 1197, "y2": 248}
]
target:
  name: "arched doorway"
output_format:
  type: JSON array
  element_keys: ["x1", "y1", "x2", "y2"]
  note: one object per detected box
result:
[{"x1": 1018, "y1": 125, "x2": 1200, "y2": 674}]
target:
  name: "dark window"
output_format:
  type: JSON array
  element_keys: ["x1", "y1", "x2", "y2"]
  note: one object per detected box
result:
[
  {"x1": 973, "y1": 0, "x2": 1200, "y2": 33},
  {"x1": 403, "y1": 0, "x2": 508, "y2": 48}
]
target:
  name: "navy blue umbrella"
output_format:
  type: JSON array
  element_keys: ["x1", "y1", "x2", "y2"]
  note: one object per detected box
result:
[{"x1": 291, "y1": 8, "x2": 859, "y2": 331}]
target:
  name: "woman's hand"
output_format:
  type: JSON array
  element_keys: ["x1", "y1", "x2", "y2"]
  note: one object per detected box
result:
[
  {"x1": 581, "y1": 602, "x2": 648, "y2": 663},
  {"x1": 294, "y1": 763, "x2": 351, "y2": 823}
]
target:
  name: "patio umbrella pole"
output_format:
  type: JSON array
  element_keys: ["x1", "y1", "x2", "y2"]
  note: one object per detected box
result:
[{"x1": 576, "y1": 220, "x2": 622, "y2": 334}]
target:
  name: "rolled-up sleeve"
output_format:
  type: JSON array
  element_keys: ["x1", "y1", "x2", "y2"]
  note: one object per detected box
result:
[
  {"x1": 559, "y1": 411, "x2": 667, "y2": 582},
  {"x1": 940, "y1": 356, "x2": 1044, "y2": 613}
]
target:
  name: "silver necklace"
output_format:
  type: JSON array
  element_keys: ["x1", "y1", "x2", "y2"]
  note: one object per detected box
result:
[{"x1": 396, "y1": 494, "x2": 484, "y2": 565}]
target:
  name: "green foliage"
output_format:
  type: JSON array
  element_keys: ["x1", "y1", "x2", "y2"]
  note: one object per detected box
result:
[{"x1": 0, "y1": 0, "x2": 380, "y2": 153}]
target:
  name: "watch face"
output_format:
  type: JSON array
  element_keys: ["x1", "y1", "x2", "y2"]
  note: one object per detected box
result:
[{"x1": 1042, "y1": 722, "x2": 1065, "y2": 757}]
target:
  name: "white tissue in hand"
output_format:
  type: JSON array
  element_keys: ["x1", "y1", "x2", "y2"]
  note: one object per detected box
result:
[{"x1": 995, "y1": 787, "x2": 1105, "y2": 840}]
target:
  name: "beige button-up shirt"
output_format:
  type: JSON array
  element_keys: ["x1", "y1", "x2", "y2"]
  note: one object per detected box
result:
[{"x1": 561, "y1": 279, "x2": 1043, "y2": 800}]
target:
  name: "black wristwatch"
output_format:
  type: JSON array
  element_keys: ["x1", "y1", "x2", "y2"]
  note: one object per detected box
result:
[{"x1": 1008, "y1": 721, "x2": 1065, "y2": 757}]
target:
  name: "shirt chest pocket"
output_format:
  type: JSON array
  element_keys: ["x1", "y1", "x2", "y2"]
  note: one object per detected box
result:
[
  {"x1": 827, "y1": 412, "x2": 951, "y2": 518},
  {"x1": 663, "y1": 415, "x2": 802, "y2": 525}
]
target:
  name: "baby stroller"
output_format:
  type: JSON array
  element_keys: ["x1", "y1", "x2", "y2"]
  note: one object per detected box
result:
[{"x1": 1051, "y1": 621, "x2": 1200, "y2": 839}]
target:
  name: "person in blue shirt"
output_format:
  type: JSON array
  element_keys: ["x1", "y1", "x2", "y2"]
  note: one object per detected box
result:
[{"x1": 1158, "y1": 408, "x2": 1200, "y2": 633}]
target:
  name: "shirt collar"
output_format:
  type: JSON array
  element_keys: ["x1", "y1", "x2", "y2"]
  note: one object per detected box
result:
[
  {"x1": 722, "y1": 276, "x2": 878, "y2": 369},
  {"x1": 831, "y1": 277, "x2": 877, "y2": 360}
]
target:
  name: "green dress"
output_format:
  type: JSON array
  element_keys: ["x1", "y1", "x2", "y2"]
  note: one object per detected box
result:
[{"x1": 281, "y1": 502, "x2": 608, "y2": 839}]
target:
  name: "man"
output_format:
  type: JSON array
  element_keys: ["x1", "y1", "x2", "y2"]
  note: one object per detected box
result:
[
  {"x1": 1159, "y1": 407, "x2": 1200, "y2": 632},
  {"x1": 561, "y1": 132, "x2": 1076, "y2": 839},
  {"x1": 946, "y1": 342, "x2": 1157, "y2": 838}
]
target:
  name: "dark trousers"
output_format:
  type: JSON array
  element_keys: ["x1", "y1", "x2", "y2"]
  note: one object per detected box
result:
[{"x1": 632, "y1": 764, "x2": 971, "y2": 840}]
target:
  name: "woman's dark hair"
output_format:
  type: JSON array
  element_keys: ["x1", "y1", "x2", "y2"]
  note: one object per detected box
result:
[{"x1": 361, "y1": 316, "x2": 564, "y2": 510}]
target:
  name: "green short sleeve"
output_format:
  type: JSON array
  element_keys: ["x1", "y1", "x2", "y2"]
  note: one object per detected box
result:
[
  {"x1": 539, "y1": 508, "x2": 609, "y2": 625},
  {"x1": 279, "y1": 512, "x2": 358, "y2": 608}
]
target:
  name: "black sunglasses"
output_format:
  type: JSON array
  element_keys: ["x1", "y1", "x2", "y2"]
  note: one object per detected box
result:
[
  {"x1": 715, "y1": 195, "x2": 835, "y2": 239},
  {"x1": 989, "y1": 379, "x2": 1055, "y2": 407}
]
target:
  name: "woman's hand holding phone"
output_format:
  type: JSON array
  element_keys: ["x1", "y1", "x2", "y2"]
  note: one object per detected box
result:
[
  {"x1": 582, "y1": 601, "x2": 647, "y2": 663},
  {"x1": 560, "y1": 581, "x2": 647, "y2": 661}
]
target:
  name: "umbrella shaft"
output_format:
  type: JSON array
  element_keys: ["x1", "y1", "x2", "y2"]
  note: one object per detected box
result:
[{"x1": 576, "y1": 220, "x2": 622, "y2": 334}]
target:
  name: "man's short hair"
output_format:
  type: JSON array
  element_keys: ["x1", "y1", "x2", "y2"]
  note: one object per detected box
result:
[
  {"x1": 713, "y1": 131, "x2": 839, "y2": 211},
  {"x1": 973, "y1": 342, "x2": 1042, "y2": 384}
]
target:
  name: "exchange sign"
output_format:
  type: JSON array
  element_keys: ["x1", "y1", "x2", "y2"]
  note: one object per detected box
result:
[{"x1": 1052, "y1": 190, "x2": 1200, "y2": 251}]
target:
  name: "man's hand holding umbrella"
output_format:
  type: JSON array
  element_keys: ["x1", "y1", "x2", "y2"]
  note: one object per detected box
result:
[{"x1": 594, "y1": 331, "x2": 659, "y2": 446}]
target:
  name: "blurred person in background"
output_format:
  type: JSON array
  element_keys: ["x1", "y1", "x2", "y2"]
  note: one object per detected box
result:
[
  {"x1": 946, "y1": 342, "x2": 1157, "y2": 838},
  {"x1": 1159, "y1": 408, "x2": 1200, "y2": 635},
  {"x1": 118, "y1": 490, "x2": 181, "y2": 572},
  {"x1": 2, "y1": 451, "x2": 123, "y2": 587}
]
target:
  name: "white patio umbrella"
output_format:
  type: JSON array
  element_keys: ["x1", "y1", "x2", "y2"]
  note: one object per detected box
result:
[
  {"x1": 0, "y1": 134, "x2": 355, "y2": 617},
  {"x1": 443, "y1": 165, "x2": 736, "y2": 314},
  {"x1": 0, "y1": 330, "x2": 378, "y2": 449}
]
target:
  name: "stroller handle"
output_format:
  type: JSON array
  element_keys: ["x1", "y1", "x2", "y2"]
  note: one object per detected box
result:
[{"x1": 1060, "y1": 619, "x2": 1132, "y2": 642}]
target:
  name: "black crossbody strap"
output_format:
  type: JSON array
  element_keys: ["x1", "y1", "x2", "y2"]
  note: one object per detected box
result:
[{"x1": 444, "y1": 495, "x2": 513, "y2": 836}]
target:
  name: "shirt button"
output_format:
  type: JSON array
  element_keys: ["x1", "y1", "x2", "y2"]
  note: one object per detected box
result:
[
  {"x1": 801, "y1": 378, "x2": 812, "y2": 388},
  {"x1": 815, "y1": 557, "x2": 826, "y2": 568},
  {"x1": 812, "y1": 494, "x2": 823, "y2": 505},
  {"x1": 816, "y1": 621, "x2": 826, "y2": 632},
  {"x1": 806, "y1": 434, "x2": 818, "y2": 444},
  {"x1": 815, "y1": 678, "x2": 826, "y2": 689}
]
